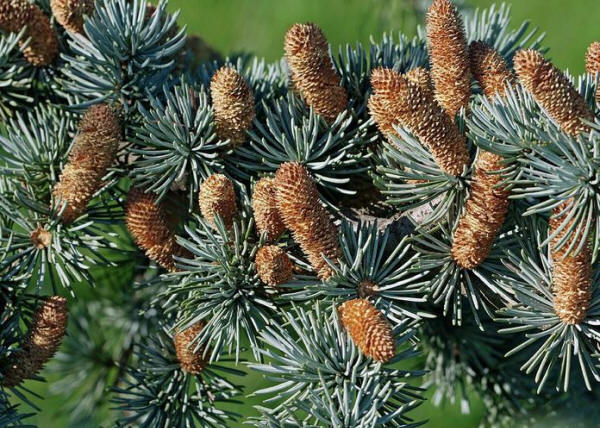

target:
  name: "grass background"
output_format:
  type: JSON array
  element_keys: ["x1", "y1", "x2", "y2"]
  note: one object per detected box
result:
[{"x1": 20, "y1": 0, "x2": 600, "y2": 426}]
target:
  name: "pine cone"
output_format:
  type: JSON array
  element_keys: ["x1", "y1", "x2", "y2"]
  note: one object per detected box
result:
[
  {"x1": 53, "y1": 104, "x2": 121, "y2": 224},
  {"x1": 251, "y1": 177, "x2": 286, "y2": 242},
  {"x1": 274, "y1": 162, "x2": 340, "y2": 279},
  {"x1": 370, "y1": 67, "x2": 469, "y2": 176},
  {"x1": 426, "y1": 0, "x2": 471, "y2": 118},
  {"x1": 338, "y1": 298, "x2": 395, "y2": 362},
  {"x1": 469, "y1": 41, "x2": 515, "y2": 98},
  {"x1": 585, "y1": 41, "x2": 600, "y2": 103},
  {"x1": 50, "y1": 0, "x2": 94, "y2": 33},
  {"x1": 0, "y1": 0, "x2": 58, "y2": 66},
  {"x1": 198, "y1": 174, "x2": 237, "y2": 229},
  {"x1": 550, "y1": 201, "x2": 592, "y2": 325},
  {"x1": 451, "y1": 151, "x2": 509, "y2": 269},
  {"x1": 514, "y1": 49, "x2": 593, "y2": 136},
  {"x1": 255, "y1": 246, "x2": 293, "y2": 287},
  {"x1": 284, "y1": 22, "x2": 348, "y2": 123},
  {"x1": 174, "y1": 321, "x2": 208, "y2": 375},
  {"x1": 210, "y1": 66, "x2": 255, "y2": 146},
  {"x1": 2, "y1": 296, "x2": 68, "y2": 387},
  {"x1": 126, "y1": 188, "x2": 185, "y2": 272}
]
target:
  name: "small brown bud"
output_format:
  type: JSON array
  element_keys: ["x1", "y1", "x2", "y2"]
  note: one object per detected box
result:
[
  {"x1": 274, "y1": 162, "x2": 340, "y2": 279},
  {"x1": 426, "y1": 0, "x2": 471, "y2": 118},
  {"x1": 30, "y1": 227, "x2": 52, "y2": 249},
  {"x1": 255, "y1": 246, "x2": 293, "y2": 287},
  {"x1": 53, "y1": 104, "x2": 121, "y2": 224},
  {"x1": 210, "y1": 66, "x2": 255, "y2": 146},
  {"x1": 198, "y1": 174, "x2": 237, "y2": 229},
  {"x1": 550, "y1": 201, "x2": 592, "y2": 325},
  {"x1": 370, "y1": 67, "x2": 469, "y2": 176},
  {"x1": 469, "y1": 41, "x2": 515, "y2": 98},
  {"x1": 284, "y1": 23, "x2": 348, "y2": 123},
  {"x1": 50, "y1": 0, "x2": 94, "y2": 34},
  {"x1": 251, "y1": 177, "x2": 286, "y2": 242},
  {"x1": 514, "y1": 49, "x2": 594, "y2": 136},
  {"x1": 338, "y1": 298, "x2": 395, "y2": 362},
  {"x1": 2, "y1": 296, "x2": 68, "y2": 387},
  {"x1": 174, "y1": 321, "x2": 208, "y2": 375}
]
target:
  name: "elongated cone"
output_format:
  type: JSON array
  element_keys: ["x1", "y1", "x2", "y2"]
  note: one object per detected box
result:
[
  {"x1": 451, "y1": 43, "x2": 513, "y2": 269},
  {"x1": 338, "y1": 298, "x2": 395, "y2": 362},
  {"x1": 174, "y1": 321, "x2": 208, "y2": 374},
  {"x1": 210, "y1": 66, "x2": 255, "y2": 146},
  {"x1": 274, "y1": 162, "x2": 340, "y2": 279},
  {"x1": 0, "y1": 0, "x2": 58, "y2": 66},
  {"x1": 514, "y1": 50, "x2": 594, "y2": 136},
  {"x1": 255, "y1": 246, "x2": 293, "y2": 286},
  {"x1": 451, "y1": 151, "x2": 509, "y2": 269},
  {"x1": 1, "y1": 296, "x2": 68, "y2": 387},
  {"x1": 252, "y1": 177, "x2": 286, "y2": 242},
  {"x1": 369, "y1": 67, "x2": 469, "y2": 176},
  {"x1": 469, "y1": 41, "x2": 516, "y2": 98},
  {"x1": 51, "y1": 0, "x2": 94, "y2": 33},
  {"x1": 53, "y1": 104, "x2": 121, "y2": 224},
  {"x1": 585, "y1": 41, "x2": 600, "y2": 103},
  {"x1": 368, "y1": 67, "x2": 433, "y2": 138},
  {"x1": 284, "y1": 22, "x2": 348, "y2": 123},
  {"x1": 126, "y1": 188, "x2": 186, "y2": 272},
  {"x1": 198, "y1": 174, "x2": 237, "y2": 229},
  {"x1": 426, "y1": 0, "x2": 471, "y2": 118},
  {"x1": 550, "y1": 201, "x2": 592, "y2": 325}
]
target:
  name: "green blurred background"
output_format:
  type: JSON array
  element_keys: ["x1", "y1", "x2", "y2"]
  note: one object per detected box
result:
[{"x1": 22, "y1": 0, "x2": 600, "y2": 426}]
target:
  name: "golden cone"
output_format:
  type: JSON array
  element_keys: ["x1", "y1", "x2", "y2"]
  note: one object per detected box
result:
[
  {"x1": 251, "y1": 177, "x2": 286, "y2": 242},
  {"x1": 284, "y1": 22, "x2": 348, "y2": 123},
  {"x1": 451, "y1": 151, "x2": 509, "y2": 269},
  {"x1": 198, "y1": 174, "x2": 237, "y2": 229},
  {"x1": 338, "y1": 298, "x2": 395, "y2": 362},
  {"x1": 514, "y1": 49, "x2": 593, "y2": 136},
  {"x1": 50, "y1": 0, "x2": 94, "y2": 34},
  {"x1": 2, "y1": 296, "x2": 68, "y2": 387},
  {"x1": 550, "y1": 201, "x2": 592, "y2": 325},
  {"x1": 210, "y1": 66, "x2": 255, "y2": 146},
  {"x1": 469, "y1": 41, "x2": 515, "y2": 98},
  {"x1": 274, "y1": 162, "x2": 340, "y2": 279},
  {"x1": 53, "y1": 104, "x2": 121, "y2": 224},
  {"x1": 585, "y1": 41, "x2": 600, "y2": 103},
  {"x1": 426, "y1": 0, "x2": 471, "y2": 118},
  {"x1": 369, "y1": 67, "x2": 469, "y2": 176},
  {"x1": 174, "y1": 321, "x2": 208, "y2": 375},
  {"x1": 0, "y1": 0, "x2": 58, "y2": 66},
  {"x1": 255, "y1": 246, "x2": 293, "y2": 286},
  {"x1": 126, "y1": 188, "x2": 186, "y2": 272}
]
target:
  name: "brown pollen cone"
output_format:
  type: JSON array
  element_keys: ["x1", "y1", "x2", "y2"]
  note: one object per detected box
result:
[
  {"x1": 274, "y1": 162, "x2": 340, "y2": 279},
  {"x1": 50, "y1": 0, "x2": 94, "y2": 33},
  {"x1": 550, "y1": 201, "x2": 592, "y2": 325},
  {"x1": 126, "y1": 188, "x2": 186, "y2": 272},
  {"x1": 451, "y1": 151, "x2": 509, "y2": 269},
  {"x1": 0, "y1": 0, "x2": 58, "y2": 66},
  {"x1": 174, "y1": 321, "x2": 208, "y2": 375},
  {"x1": 284, "y1": 22, "x2": 348, "y2": 123},
  {"x1": 2, "y1": 296, "x2": 68, "y2": 387},
  {"x1": 198, "y1": 174, "x2": 237, "y2": 229},
  {"x1": 514, "y1": 50, "x2": 594, "y2": 136},
  {"x1": 469, "y1": 41, "x2": 516, "y2": 98},
  {"x1": 585, "y1": 42, "x2": 600, "y2": 103},
  {"x1": 255, "y1": 246, "x2": 293, "y2": 287},
  {"x1": 426, "y1": 0, "x2": 471, "y2": 118},
  {"x1": 370, "y1": 67, "x2": 469, "y2": 176},
  {"x1": 53, "y1": 104, "x2": 121, "y2": 224},
  {"x1": 210, "y1": 66, "x2": 255, "y2": 146},
  {"x1": 338, "y1": 298, "x2": 395, "y2": 362},
  {"x1": 252, "y1": 177, "x2": 286, "y2": 242}
]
